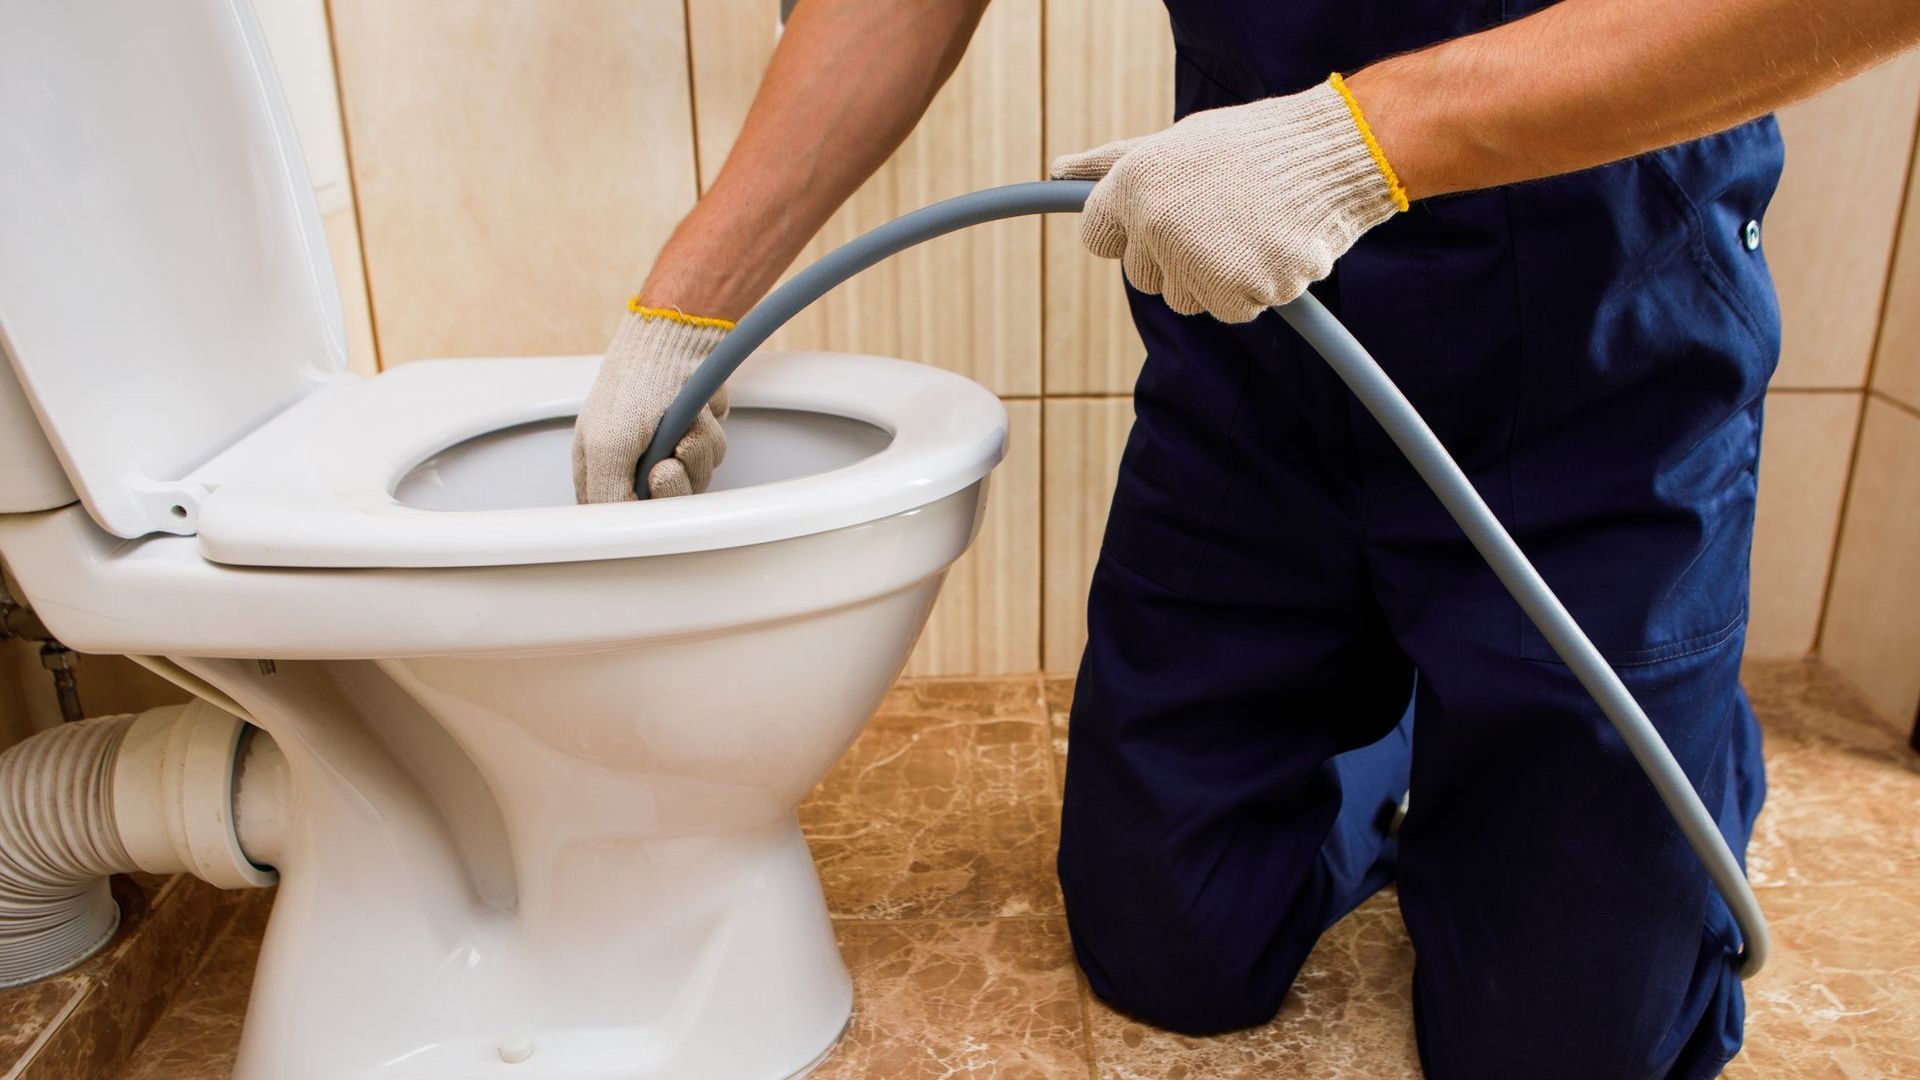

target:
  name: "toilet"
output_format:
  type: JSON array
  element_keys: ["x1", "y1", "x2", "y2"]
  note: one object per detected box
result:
[{"x1": 0, "y1": 4, "x2": 1006, "y2": 1078}]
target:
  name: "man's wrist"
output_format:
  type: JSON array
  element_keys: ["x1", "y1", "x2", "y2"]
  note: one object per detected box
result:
[{"x1": 1346, "y1": 52, "x2": 1494, "y2": 202}]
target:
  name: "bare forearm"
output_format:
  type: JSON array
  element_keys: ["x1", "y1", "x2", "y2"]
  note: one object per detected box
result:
[
  {"x1": 639, "y1": 0, "x2": 989, "y2": 320},
  {"x1": 1350, "y1": 0, "x2": 1920, "y2": 200}
]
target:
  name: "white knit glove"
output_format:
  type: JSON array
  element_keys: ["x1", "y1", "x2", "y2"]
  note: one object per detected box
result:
[
  {"x1": 572, "y1": 304, "x2": 732, "y2": 503},
  {"x1": 1050, "y1": 74, "x2": 1408, "y2": 324}
]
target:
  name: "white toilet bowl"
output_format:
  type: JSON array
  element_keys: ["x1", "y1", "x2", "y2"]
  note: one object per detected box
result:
[
  {"x1": 0, "y1": 3, "x2": 1008, "y2": 1076},
  {"x1": 0, "y1": 347, "x2": 1006, "y2": 1078}
]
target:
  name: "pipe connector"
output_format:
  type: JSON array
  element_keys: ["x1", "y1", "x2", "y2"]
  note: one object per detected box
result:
[{"x1": 113, "y1": 702, "x2": 278, "y2": 890}]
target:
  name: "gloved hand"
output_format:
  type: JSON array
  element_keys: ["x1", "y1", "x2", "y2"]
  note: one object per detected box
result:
[
  {"x1": 1049, "y1": 74, "x2": 1408, "y2": 324},
  {"x1": 572, "y1": 303, "x2": 733, "y2": 503}
]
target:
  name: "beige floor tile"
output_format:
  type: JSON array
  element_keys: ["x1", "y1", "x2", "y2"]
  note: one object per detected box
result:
[
  {"x1": 815, "y1": 918, "x2": 1089, "y2": 1079},
  {"x1": 1086, "y1": 892, "x2": 1420, "y2": 1080},
  {"x1": 96, "y1": 665, "x2": 1920, "y2": 1078},
  {"x1": 113, "y1": 899, "x2": 1093, "y2": 1080},
  {"x1": 802, "y1": 678, "x2": 1063, "y2": 920},
  {"x1": 1744, "y1": 660, "x2": 1914, "y2": 755},
  {"x1": 0, "y1": 875, "x2": 168, "y2": 1069},
  {"x1": 1745, "y1": 661, "x2": 1920, "y2": 888},
  {"x1": 1727, "y1": 884, "x2": 1920, "y2": 1078},
  {"x1": 11, "y1": 875, "x2": 247, "y2": 1080}
]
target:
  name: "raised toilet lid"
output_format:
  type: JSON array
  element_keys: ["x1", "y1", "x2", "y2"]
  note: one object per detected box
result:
[{"x1": 0, "y1": 1, "x2": 346, "y2": 540}]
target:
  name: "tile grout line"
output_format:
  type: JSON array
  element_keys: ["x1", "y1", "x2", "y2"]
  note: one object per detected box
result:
[
  {"x1": 895, "y1": 671, "x2": 1052, "y2": 688},
  {"x1": 1076, "y1": 964, "x2": 1102, "y2": 1080},
  {"x1": 5, "y1": 876, "x2": 199, "y2": 1080},
  {"x1": 320, "y1": 0, "x2": 385, "y2": 374},
  {"x1": 826, "y1": 913, "x2": 1065, "y2": 928},
  {"x1": 1869, "y1": 386, "x2": 1920, "y2": 423},
  {"x1": 1037, "y1": 0, "x2": 1052, "y2": 676},
  {"x1": 679, "y1": 0, "x2": 705, "y2": 196},
  {"x1": 3, "y1": 983, "x2": 88, "y2": 1080}
]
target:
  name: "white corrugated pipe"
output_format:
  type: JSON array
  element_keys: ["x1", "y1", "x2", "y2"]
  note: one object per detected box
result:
[{"x1": 0, "y1": 700, "x2": 284, "y2": 987}]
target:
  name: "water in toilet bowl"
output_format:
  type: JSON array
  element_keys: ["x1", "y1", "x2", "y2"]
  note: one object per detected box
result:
[{"x1": 394, "y1": 407, "x2": 896, "y2": 512}]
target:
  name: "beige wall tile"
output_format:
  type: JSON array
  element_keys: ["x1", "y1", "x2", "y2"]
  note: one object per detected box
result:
[
  {"x1": 255, "y1": 0, "x2": 352, "y2": 200},
  {"x1": 330, "y1": 0, "x2": 699, "y2": 365},
  {"x1": 0, "y1": 640, "x2": 40, "y2": 751},
  {"x1": 1820, "y1": 397, "x2": 1920, "y2": 725},
  {"x1": 1042, "y1": 398, "x2": 1134, "y2": 672},
  {"x1": 1767, "y1": 53, "x2": 1920, "y2": 389},
  {"x1": 905, "y1": 402, "x2": 1040, "y2": 676},
  {"x1": 1033, "y1": 388, "x2": 1864, "y2": 669},
  {"x1": 1040, "y1": 0, "x2": 1172, "y2": 396},
  {"x1": 1870, "y1": 142, "x2": 1920, "y2": 414},
  {"x1": 687, "y1": 0, "x2": 1043, "y2": 395},
  {"x1": 322, "y1": 208, "x2": 379, "y2": 376},
  {"x1": 1748, "y1": 391, "x2": 1862, "y2": 658},
  {"x1": 683, "y1": 0, "x2": 776, "y2": 192},
  {"x1": 0, "y1": 642, "x2": 187, "y2": 742}
]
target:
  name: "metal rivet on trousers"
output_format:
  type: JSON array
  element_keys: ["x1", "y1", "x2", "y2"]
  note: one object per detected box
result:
[{"x1": 1743, "y1": 219, "x2": 1761, "y2": 251}]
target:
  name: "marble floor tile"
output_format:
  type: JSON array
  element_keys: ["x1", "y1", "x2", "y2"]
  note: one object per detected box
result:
[
  {"x1": 0, "y1": 876, "x2": 164, "y2": 1072},
  {"x1": 1744, "y1": 659, "x2": 1913, "y2": 755},
  {"x1": 90, "y1": 663, "x2": 1920, "y2": 1079},
  {"x1": 1745, "y1": 661, "x2": 1920, "y2": 888},
  {"x1": 110, "y1": 901, "x2": 1097, "y2": 1080},
  {"x1": 1086, "y1": 892, "x2": 1420, "y2": 1080},
  {"x1": 0, "y1": 972, "x2": 88, "y2": 1070},
  {"x1": 1727, "y1": 883, "x2": 1920, "y2": 1078},
  {"x1": 27, "y1": 876, "x2": 251, "y2": 1080},
  {"x1": 1744, "y1": 659, "x2": 1912, "y2": 750},
  {"x1": 0, "y1": 873, "x2": 249, "y2": 1080},
  {"x1": 802, "y1": 678, "x2": 1062, "y2": 919},
  {"x1": 815, "y1": 917, "x2": 1089, "y2": 1079},
  {"x1": 115, "y1": 890, "x2": 273, "y2": 1080}
]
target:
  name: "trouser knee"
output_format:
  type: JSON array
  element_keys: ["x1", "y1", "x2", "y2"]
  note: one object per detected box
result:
[
  {"x1": 1058, "y1": 852, "x2": 1315, "y2": 1036},
  {"x1": 1412, "y1": 949, "x2": 1744, "y2": 1080}
]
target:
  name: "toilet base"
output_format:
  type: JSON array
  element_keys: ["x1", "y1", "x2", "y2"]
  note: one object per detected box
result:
[
  {"x1": 154, "y1": 576, "x2": 950, "y2": 1079},
  {"x1": 786, "y1": 1018, "x2": 852, "y2": 1080},
  {"x1": 229, "y1": 812, "x2": 857, "y2": 1080}
]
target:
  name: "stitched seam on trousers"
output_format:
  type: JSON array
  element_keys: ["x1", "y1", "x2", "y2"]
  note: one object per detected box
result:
[{"x1": 1523, "y1": 607, "x2": 1748, "y2": 668}]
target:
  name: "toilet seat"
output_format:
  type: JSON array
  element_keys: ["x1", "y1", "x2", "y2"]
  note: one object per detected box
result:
[{"x1": 189, "y1": 350, "x2": 1006, "y2": 569}]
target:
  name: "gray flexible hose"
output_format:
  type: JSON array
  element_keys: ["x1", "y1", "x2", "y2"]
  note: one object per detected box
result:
[
  {"x1": 636, "y1": 180, "x2": 1767, "y2": 978},
  {"x1": 637, "y1": 181, "x2": 1094, "y2": 486},
  {"x1": 1276, "y1": 296, "x2": 1768, "y2": 978}
]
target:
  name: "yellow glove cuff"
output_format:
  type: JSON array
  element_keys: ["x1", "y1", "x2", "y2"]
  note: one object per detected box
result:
[
  {"x1": 1328, "y1": 73, "x2": 1410, "y2": 213},
  {"x1": 626, "y1": 299, "x2": 737, "y2": 332}
]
